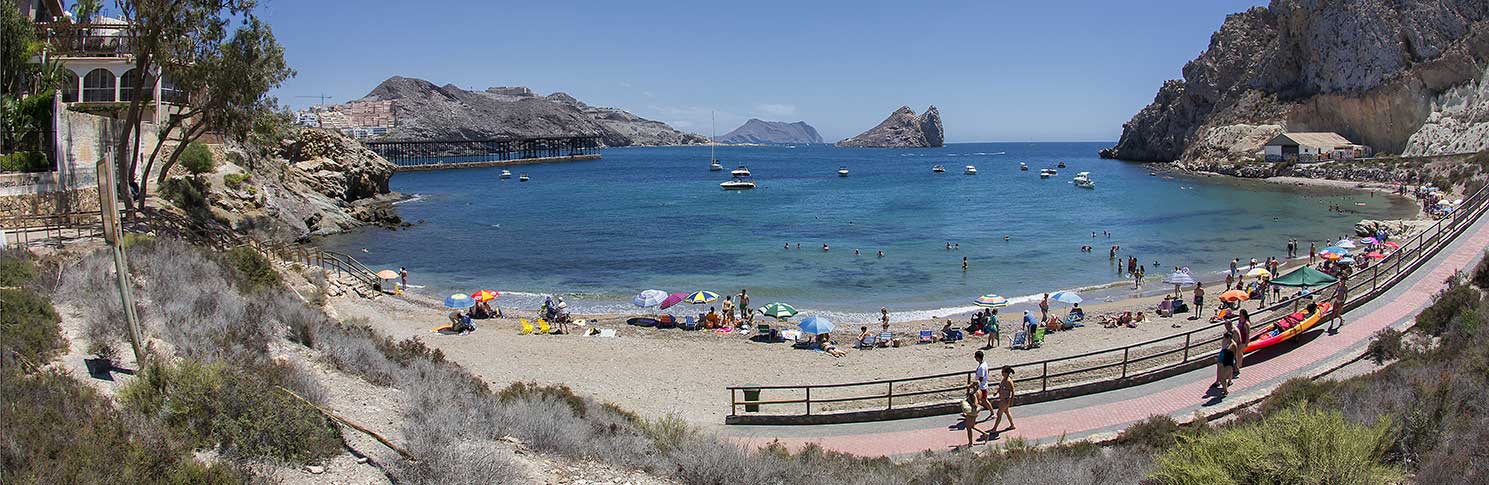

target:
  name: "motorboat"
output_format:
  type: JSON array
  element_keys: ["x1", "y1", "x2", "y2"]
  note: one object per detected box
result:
[
  {"x1": 964, "y1": 165, "x2": 977, "y2": 175},
  {"x1": 518, "y1": 173, "x2": 530, "y2": 182},
  {"x1": 732, "y1": 166, "x2": 752, "y2": 177},
  {"x1": 500, "y1": 170, "x2": 512, "y2": 179},
  {"x1": 720, "y1": 178, "x2": 756, "y2": 190},
  {"x1": 1019, "y1": 162, "x2": 1028, "y2": 171},
  {"x1": 932, "y1": 164, "x2": 946, "y2": 173},
  {"x1": 1039, "y1": 168, "x2": 1054, "y2": 178},
  {"x1": 1057, "y1": 161, "x2": 1067, "y2": 168},
  {"x1": 709, "y1": 160, "x2": 723, "y2": 171},
  {"x1": 838, "y1": 166, "x2": 850, "y2": 177},
  {"x1": 1073, "y1": 171, "x2": 1095, "y2": 188}
]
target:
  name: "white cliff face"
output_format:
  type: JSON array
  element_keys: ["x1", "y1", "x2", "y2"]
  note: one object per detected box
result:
[
  {"x1": 1404, "y1": 65, "x2": 1489, "y2": 156},
  {"x1": 1185, "y1": 123, "x2": 1285, "y2": 162}
]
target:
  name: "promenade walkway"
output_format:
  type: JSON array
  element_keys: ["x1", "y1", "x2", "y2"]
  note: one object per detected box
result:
[{"x1": 724, "y1": 211, "x2": 1489, "y2": 457}]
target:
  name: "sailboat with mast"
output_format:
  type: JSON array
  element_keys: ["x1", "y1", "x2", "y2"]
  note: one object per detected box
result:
[{"x1": 708, "y1": 112, "x2": 723, "y2": 171}]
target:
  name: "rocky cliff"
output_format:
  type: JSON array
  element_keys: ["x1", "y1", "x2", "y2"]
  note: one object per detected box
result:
[
  {"x1": 836, "y1": 106, "x2": 944, "y2": 148},
  {"x1": 1103, "y1": 1, "x2": 1489, "y2": 163},
  {"x1": 361, "y1": 76, "x2": 707, "y2": 147},
  {"x1": 715, "y1": 119, "x2": 823, "y2": 144}
]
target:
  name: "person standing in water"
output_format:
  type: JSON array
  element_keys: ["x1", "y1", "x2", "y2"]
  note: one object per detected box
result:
[
  {"x1": 962, "y1": 256, "x2": 968, "y2": 272},
  {"x1": 398, "y1": 267, "x2": 408, "y2": 293}
]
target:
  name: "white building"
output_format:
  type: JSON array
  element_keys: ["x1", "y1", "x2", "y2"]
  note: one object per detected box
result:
[{"x1": 1263, "y1": 132, "x2": 1371, "y2": 162}]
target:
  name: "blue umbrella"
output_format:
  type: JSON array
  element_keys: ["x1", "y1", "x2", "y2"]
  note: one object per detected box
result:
[
  {"x1": 1050, "y1": 291, "x2": 1083, "y2": 304},
  {"x1": 1321, "y1": 246, "x2": 1348, "y2": 255},
  {"x1": 444, "y1": 293, "x2": 476, "y2": 309},
  {"x1": 633, "y1": 289, "x2": 667, "y2": 308},
  {"x1": 798, "y1": 316, "x2": 835, "y2": 335}
]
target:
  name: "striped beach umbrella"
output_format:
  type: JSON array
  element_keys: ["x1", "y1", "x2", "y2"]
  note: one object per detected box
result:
[
  {"x1": 683, "y1": 290, "x2": 719, "y2": 304},
  {"x1": 1245, "y1": 267, "x2": 1271, "y2": 278},
  {"x1": 1161, "y1": 271, "x2": 1197, "y2": 286},
  {"x1": 1320, "y1": 246, "x2": 1348, "y2": 255},
  {"x1": 633, "y1": 289, "x2": 667, "y2": 308},
  {"x1": 757, "y1": 302, "x2": 799, "y2": 320},
  {"x1": 1360, "y1": 237, "x2": 1378, "y2": 245},
  {"x1": 470, "y1": 289, "x2": 500, "y2": 302},
  {"x1": 444, "y1": 293, "x2": 476, "y2": 309},
  {"x1": 973, "y1": 294, "x2": 1010, "y2": 308}
]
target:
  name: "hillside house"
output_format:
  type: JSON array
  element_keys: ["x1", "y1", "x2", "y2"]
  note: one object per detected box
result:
[{"x1": 1263, "y1": 132, "x2": 1372, "y2": 162}]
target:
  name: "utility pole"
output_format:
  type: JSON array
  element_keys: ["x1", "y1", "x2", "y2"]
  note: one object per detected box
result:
[{"x1": 96, "y1": 159, "x2": 145, "y2": 366}]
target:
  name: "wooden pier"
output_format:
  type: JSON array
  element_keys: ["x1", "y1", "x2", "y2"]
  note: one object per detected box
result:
[{"x1": 364, "y1": 135, "x2": 602, "y2": 172}]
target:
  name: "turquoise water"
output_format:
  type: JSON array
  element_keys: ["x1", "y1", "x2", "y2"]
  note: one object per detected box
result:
[{"x1": 318, "y1": 142, "x2": 1416, "y2": 321}]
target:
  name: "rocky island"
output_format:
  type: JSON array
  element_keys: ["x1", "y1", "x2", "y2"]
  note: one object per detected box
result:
[
  {"x1": 715, "y1": 119, "x2": 824, "y2": 144},
  {"x1": 1102, "y1": 0, "x2": 1489, "y2": 163},
  {"x1": 361, "y1": 76, "x2": 707, "y2": 147},
  {"x1": 836, "y1": 105, "x2": 944, "y2": 148}
]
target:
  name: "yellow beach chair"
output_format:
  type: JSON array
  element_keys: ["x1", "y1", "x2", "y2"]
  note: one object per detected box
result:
[
  {"x1": 538, "y1": 319, "x2": 551, "y2": 334},
  {"x1": 520, "y1": 319, "x2": 533, "y2": 335}
]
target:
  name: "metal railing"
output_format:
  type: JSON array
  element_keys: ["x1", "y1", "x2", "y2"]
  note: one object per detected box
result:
[
  {"x1": 245, "y1": 239, "x2": 380, "y2": 289},
  {"x1": 727, "y1": 182, "x2": 1489, "y2": 423},
  {"x1": 37, "y1": 22, "x2": 136, "y2": 57}
]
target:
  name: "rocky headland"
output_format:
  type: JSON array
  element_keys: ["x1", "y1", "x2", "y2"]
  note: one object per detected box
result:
[
  {"x1": 361, "y1": 76, "x2": 707, "y2": 147},
  {"x1": 836, "y1": 105, "x2": 944, "y2": 148},
  {"x1": 715, "y1": 118, "x2": 824, "y2": 144},
  {"x1": 1102, "y1": 1, "x2": 1489, "y2": 163}
]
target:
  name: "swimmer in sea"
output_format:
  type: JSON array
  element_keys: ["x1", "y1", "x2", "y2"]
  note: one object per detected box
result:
[
  {"x1": 1004, "y1": 235, "x2": 1010, "y2": 241},
  {"x1": 823, "y1": 244, "x2": 830, "y2": 252},
  {"x1": 878, "y1": 250, "x2": 885, "y2": 258},
  {"x1": 855, "y1": 249, "x2": 861, "y2": 256}
]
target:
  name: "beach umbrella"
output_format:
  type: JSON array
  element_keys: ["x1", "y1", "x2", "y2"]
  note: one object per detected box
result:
[
  {"x1": 798, "y1": 316, "x2": 835, "y2": 335},
  {"x1": 1338, "y1": 256, "x2": 1355, "y2": 264},
  {"x1": 757, "y1": 302, "x2": 799, "y2": 320},
  {"x1": 444, "y1": 293, "x2": 476, "y2": 309},
  {"x1": 376, "y1": 269, "x2": 399, "y2": 280},
  {"x1": 1270, "y1": 266, "x2": 1338, "y2": 288},
  {"x1": 659, "y1": 292, "x2": 688, "y2": 310},
  {"x1": 1321, "y1": 246, "x2": 1348, "y2": 255},
  {"x1": 1382, "y1": 241, "x2": 1401, "y2": 250},
  {"x1": 1335, "y1": 239, "x2": 1356, "y2": 249},
  {"x1": 1219, "y1": 289, "x2": 1250, "y2": 302},
  {"x1": 1162, "y1": 271, "x2": 1197, "y2": 286},
  {"x1": 470, "y1": 289, "x2": 500, "y2": 302},
  {"x1": 973, "y1": 294, "x2": 1010, "y2": 308},
  {"x1": 1321, "y1": 252, "x2": 1343, "y2": 261},
  {"x1": 1360, "y1": 237, "x2": 1378, "y2": 245},
  {"x1": 1245, "y1": 267, "x2": 1272, "y2": 279},
  {"x1": 1050, "y1": 291, "x2": 1083, "y2": 304},
  {"x1": 683, "y1": 290, "x2": 719, "y2": 305},
  {"x1": 633, "y1": 289, "x2": 667, "y2": 308},
  {"x1": 1364, "y1": 251, "x2": 1385, "y2": 259}
]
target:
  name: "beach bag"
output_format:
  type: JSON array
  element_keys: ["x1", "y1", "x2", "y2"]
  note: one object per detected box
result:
[{"x1": 960, "y1": 399, "x2": 974, "y2": 416}]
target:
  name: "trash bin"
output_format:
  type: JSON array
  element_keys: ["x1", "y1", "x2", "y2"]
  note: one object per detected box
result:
[{"x1": 742, "y1": 387, "x2": 761, "y2": 413}]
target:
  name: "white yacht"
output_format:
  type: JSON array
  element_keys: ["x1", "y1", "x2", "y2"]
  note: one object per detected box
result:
[
  {"x1": 1073, "y1": 171, "x2": 1095, "y2": 189},
  {"x1": 708, "y1": 113, "x2": 724, "y2": 171},
  {"x1": 932, "y1": 164, "x2": 946, "y2": 173},
  {"x1": 709, "y1": 160, "x2": 723, "y2": 171},
  {"x1": 837, "y1": 166, "x2": 850, "y2": 177},
  {"x1": 500, "y1": 169, "x2": 512, "y2": 179},
  {"x1": 1039, "y1": 168, "x2": 1055, "y2": 178},
  {"x1": 964, "y1": 165, "x2": 977, "y2": 175},
  {"x1": 720, "y1": 178, "x2": 756, "y2": 190},
  {"x1": 731, "y1": 166, "x2": 752, "y2": 177},
  {"x1": 1019, "y1": 162, "x2": 1028, "y2": 171},
  {"x1": 518, "y1": 173, "x2": 530, "y2": 182}
]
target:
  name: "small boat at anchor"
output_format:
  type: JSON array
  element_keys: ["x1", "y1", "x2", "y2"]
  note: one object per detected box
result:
[
  {"x1": 1073, "y1": 171, "x2": 1095, "y2": 189},
  {"x1": 1057, "y1": 161, "x2": 1067, "y2": 168},
  {"x1": 500, "y1": 170, "x2": 512, "y2": 179},
  {"x1": 709, "y1": 160, "x2": 723, "y2": 171},
  {"x1": 932, "y1": 164, "x2": 946, "y2": 173},
  {"x1": 837, "y1": 166, "x2": 850, "y2": 177},
  {"x1": 731, "y1": 166, "x2": 752, "y2": 177},
  {"x1": 1039, "y1": 168, "x2": 1055, "y2": 178},
  {"x1": 1019, "y1": 162, "x2": 1028, "y2": 171},
  {"x1": 964, "y1": 165, "x2": 977, "y2": 175},
  {"x1": 518, "y1": 173, "x2": 530, "y2": 182},
  {"x1": 720, "y1": 178, "x2": 756, "y2": 190}
]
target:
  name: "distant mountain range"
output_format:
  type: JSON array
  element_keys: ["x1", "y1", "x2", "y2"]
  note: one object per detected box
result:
[
  {"x1": 359, "y1": 76, "x2": 707, "y2": 147},
  {"x1": 836, "y1": 106, "x2": 944, "y2": 148},
  {"x1": 714, "y1": 119, "x2": 823, "y2": 144}
]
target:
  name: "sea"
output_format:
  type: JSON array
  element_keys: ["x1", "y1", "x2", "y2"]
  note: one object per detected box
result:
[{"x1": 317, "y1": 142, "x2": 1418, "y2": 323}]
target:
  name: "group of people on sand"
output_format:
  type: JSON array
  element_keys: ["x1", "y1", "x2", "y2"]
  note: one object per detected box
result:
[{"x1": 962, "y1": 350, "x2": 1016, "y2": 446}]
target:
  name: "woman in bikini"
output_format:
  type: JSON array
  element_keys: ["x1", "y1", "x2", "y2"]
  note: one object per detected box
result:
[{"x1": 992, "y1": 366, "x2": 1016, "y2": 433}]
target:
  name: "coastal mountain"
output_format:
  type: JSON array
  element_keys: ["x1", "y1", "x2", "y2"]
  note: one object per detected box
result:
[
  {"x1": 359, "y1": 76, "x2": 708, "y2": 147},
  {"x1": 715, "y1": 119, "x2": 824, "y2": 144},
  {"x1": 1101, "y1": 1, "x2": 1489, "y2": 162},
  {"x1": 836, "y1": 106, "x2": 944, "y2": 148}
]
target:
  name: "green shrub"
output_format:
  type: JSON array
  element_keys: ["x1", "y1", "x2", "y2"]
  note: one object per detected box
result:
[
  {"x1": 1415, "y1": 282, "x2": 1482, "y2": 336},
  {"x1": 222, "y1": 172, "x2": 250, "y2": 190},
  {"x1": 1116, "y1": 415, "x2": 1186, "y2": 449},
  {"x1": 1366, "y1": 328, "x2": 1405, "y2": 365},
  {"x1": 160, "y1": 176, "x2": 209, "y2": 214},
  {"x1": 179, "y1": 141, "x2": 215, "y2": 175},
  {"x1": 0, "y1": 151, "x2": 51, "y2": 172},
  {"x1": 498, "y1": 381, "x2": 587, "y2": 418},
  {"x1": 1150, "y1": 404, "x2": 1400, "y2": 484},
  {"x1": 0, "y1": 249, "x2": 38, "y2": 286},
  {"x1": 120, "y1": 359, "x2": 342, "y2": 464},
  {"x1": 1258, "y1": 377, "x2": 1336, "y2": 416},
  {"x1": 1473, "y1": 250, "x2": 1489, "y2": 289},
  {"x1": 223, "y1": 246, "x2": 279, "y2": 292},
  {"x1": 0, "y1": 288, "x2": 64, "y2": 368}
]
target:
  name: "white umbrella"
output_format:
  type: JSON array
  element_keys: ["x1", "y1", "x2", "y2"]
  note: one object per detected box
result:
[{"x1": 1335, "y1": 239, "x2": 1356, "y2": 249}]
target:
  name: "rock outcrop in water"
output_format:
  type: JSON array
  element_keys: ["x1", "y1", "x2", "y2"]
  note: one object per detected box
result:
[
  {"x1": 836, "y1": 106, "x2": 944, "y2": 148},
  {"x1": 1102, "y1": 1, "x2": 1489, "y2": 162},
  {"x1": 715, "y1": 119, "x2": 824, "y2": 144},
  {"x1": 361, "y1": 76, "x2": 708, "y2": 147}
]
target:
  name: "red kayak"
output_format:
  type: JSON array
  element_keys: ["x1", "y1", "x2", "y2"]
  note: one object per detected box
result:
[{"x1": 1243, "y1": 302, "x2": 1332, "y2": 353}]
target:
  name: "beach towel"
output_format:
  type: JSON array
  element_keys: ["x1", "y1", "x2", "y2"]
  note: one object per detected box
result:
[
  {"x1": 714, "y1": 327, "x2": 734, "y2": 334},
  {"x1": 431, "y1": 324, "x2": 454, "y2": 333},
  {"x1": 598, "y1": 329, "x2": 618, "y2": 338}
]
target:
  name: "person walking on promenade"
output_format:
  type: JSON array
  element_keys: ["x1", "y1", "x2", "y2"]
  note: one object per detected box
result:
[
  {"x1": 1039, "y1": 294, "x2": 1050, "y2": 322},
  {"x1": 973, "y1": 351, "x2": 996, "y2": 421},
  {"x1": 1214, "y1": 331, "x2": 1237, "y2": 397},
  {"x1": 1327, "y1": 275, "x2": 1348, "y2": 333},
  {"x1": 1235, "y1": 309, "x2": 1251, "y2": 377},
  {"x1": 992, "y1": 366, "x2": 1016, "y2": 433},
  {"x1": 961, "y1": 381, "x2": 984, "y2": 447}
]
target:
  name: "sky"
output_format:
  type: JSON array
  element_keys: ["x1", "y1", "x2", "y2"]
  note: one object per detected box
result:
[{"x1": 254, "y1": 0, "x2": 1268, "y2": 143}]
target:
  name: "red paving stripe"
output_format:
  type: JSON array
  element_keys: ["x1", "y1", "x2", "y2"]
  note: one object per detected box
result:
[{"x1": 743, "y1": 219, "x2": 1489, "y2": 456}]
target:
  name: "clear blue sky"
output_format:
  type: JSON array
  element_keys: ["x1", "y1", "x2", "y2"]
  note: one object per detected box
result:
[{"x1": 257, "y1": 0, "x2": 1267, "y2": 143}]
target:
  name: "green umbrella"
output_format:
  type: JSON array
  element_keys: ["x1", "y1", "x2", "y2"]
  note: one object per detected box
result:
[
  {"x1": 1269, "y1": 266, "x2": 1338, "y2": 288},
  {"x1": 757, "y1": 302, "x2": 799, "y2": 320}
]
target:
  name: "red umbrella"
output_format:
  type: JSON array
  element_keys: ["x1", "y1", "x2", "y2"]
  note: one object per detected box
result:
[
  {"x1": 470, "y1": 289, "x2": 501, "y2": 302},
  {"x1": 1382, "y1": 241, "x2": 1401, "y2": 249},
  {"x1": 1364, "y1": 251, "x2": 1385, "y2": 259},
  {"x1": 659, "y1": 292, "x2": 688, "y2": 310}
]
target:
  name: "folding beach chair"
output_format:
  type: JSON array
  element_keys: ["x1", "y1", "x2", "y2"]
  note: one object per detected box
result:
[
  {"x1": 754, "y1": 324, "x2": 773, "y2": 342},
  {"x1": 538, "y1": 319, "x2": 551, "y2": 335},
  {"x1": 1032, "y1": 326, "x2": 1046, "y2": 348},
  {"x1": 856, "y1": 334, "x2": 877, "y2": 349},
  {"x1": 683, "y1": 315, "x2": 698, "y2": 330},
  {"x1": 918, "y1": 329, "x2": 935, "y2": 344},
  {"x1": 520, "y1": 319, "x2": 533, "y2": 335},
  {"x1": 877, "y1": 331, "x2": 894, "y2": 347},
  {"x1": 1011, "y1": 330, "x2": 1027, "y2": 348}
]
